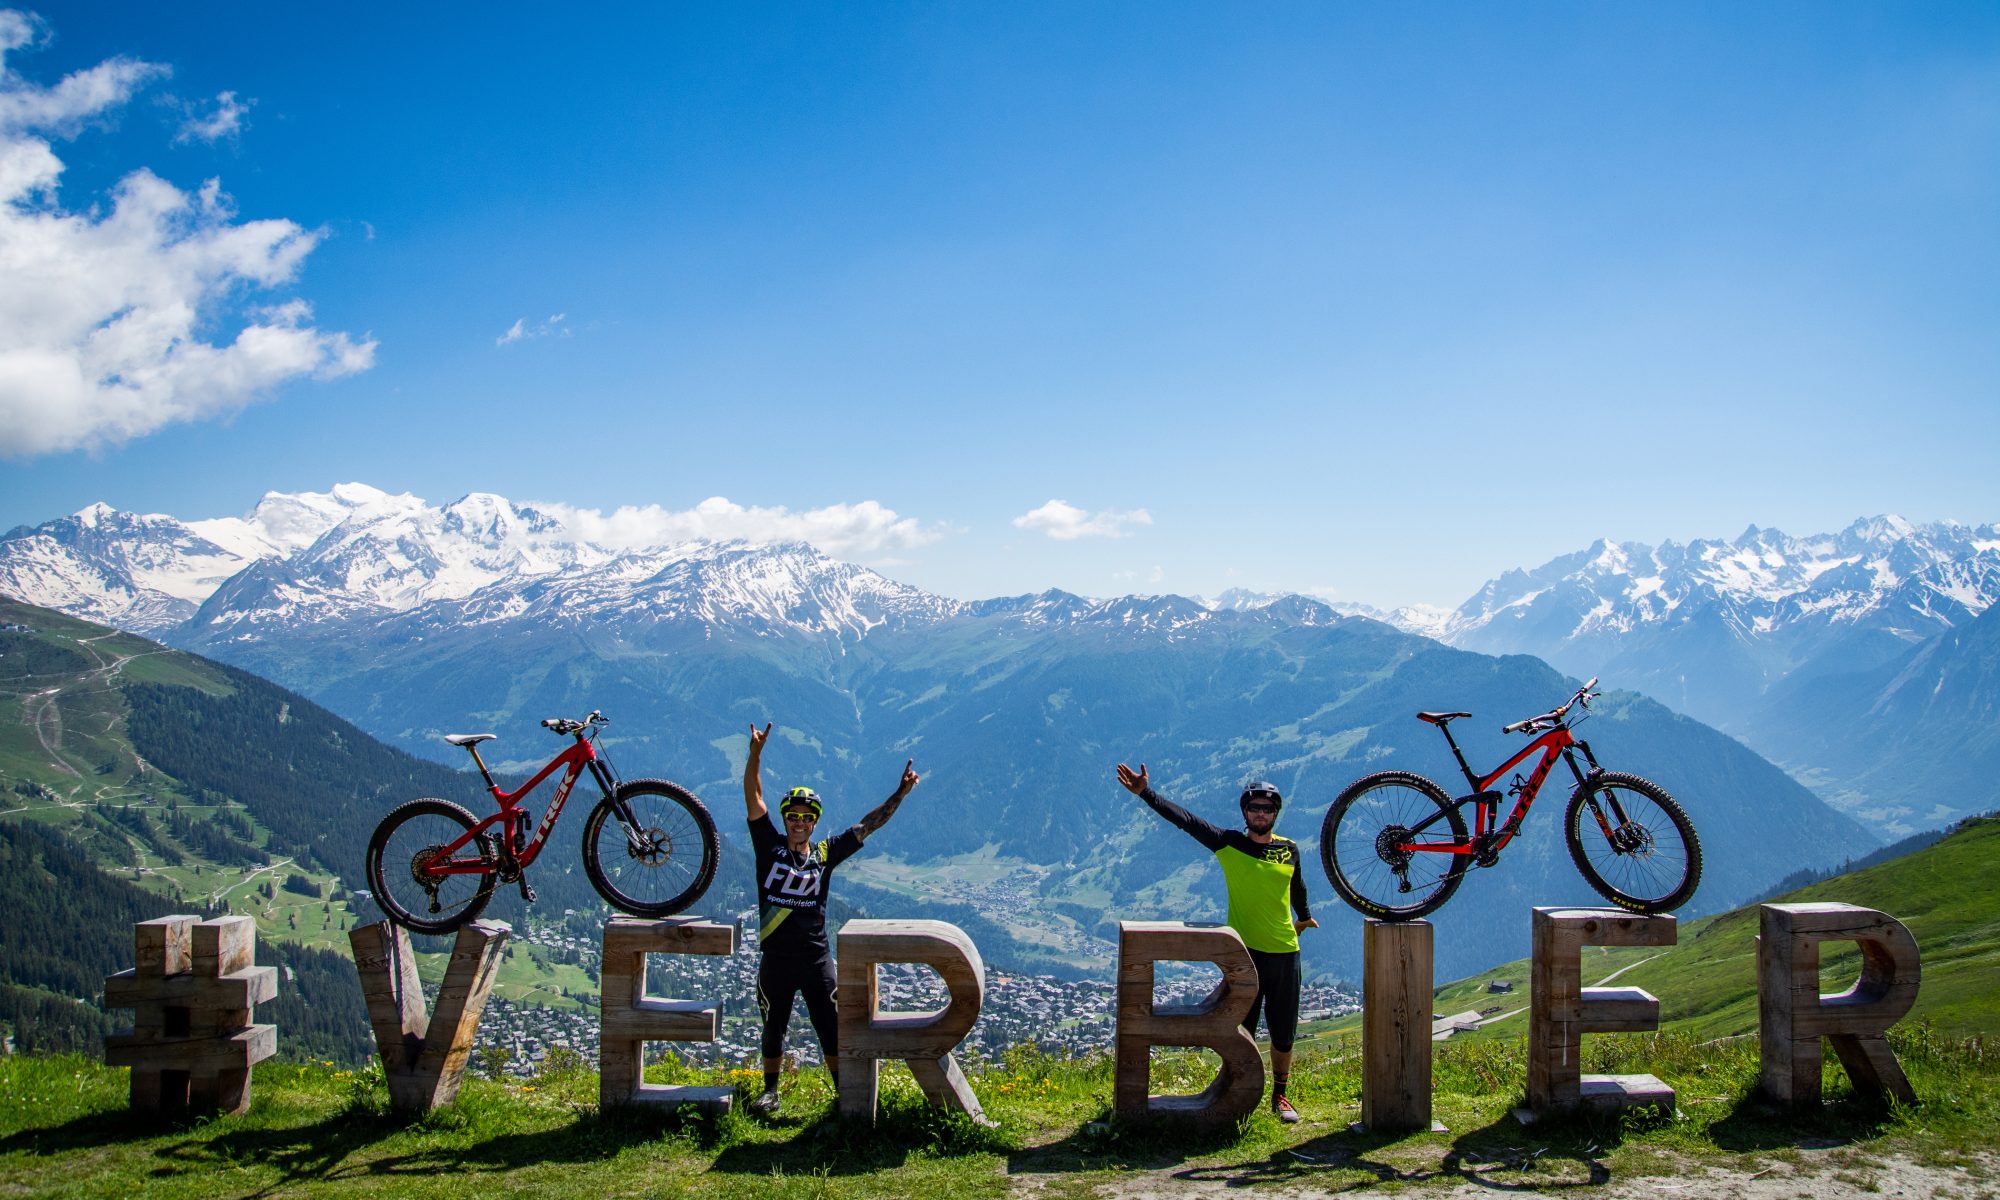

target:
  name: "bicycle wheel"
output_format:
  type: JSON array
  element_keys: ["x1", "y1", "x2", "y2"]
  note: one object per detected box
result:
[
  {"x1": 1321, "y1": 771, "x2": 1470, "y2": 921},
  {"x1": 1564, "y1": 771, "x2": 1702, "y2": 913},
  {"x1": 582, "y1": 778, "x2": 719, "y2": 917},
  {"x1": 365, "y1": 798, "x2": 498, "y2": 935}
]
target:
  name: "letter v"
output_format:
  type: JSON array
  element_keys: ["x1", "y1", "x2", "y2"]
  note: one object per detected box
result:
[{"x1": 349, "y1": 919, "x2": 509, "y2": 1114}]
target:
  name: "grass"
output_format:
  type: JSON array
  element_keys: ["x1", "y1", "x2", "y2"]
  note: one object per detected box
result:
[{"x1": 3, "y1": 1022, "x2": 1995, "y2": 1198}]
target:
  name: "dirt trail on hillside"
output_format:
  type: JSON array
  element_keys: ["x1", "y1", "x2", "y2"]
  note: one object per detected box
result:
[{"x1": 1004, "y1": 1148, "x2": 1996, "y2": 1199}]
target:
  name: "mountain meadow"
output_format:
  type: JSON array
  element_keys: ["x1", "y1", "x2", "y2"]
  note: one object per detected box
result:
[{"x1": 2, "y1": 814, "x2": 1995, "y2": 1199}]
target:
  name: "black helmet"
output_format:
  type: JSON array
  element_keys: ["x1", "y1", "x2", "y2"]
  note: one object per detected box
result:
[{"x1": 1239, "y1": 781, "x2": 1283, "y2": 811}]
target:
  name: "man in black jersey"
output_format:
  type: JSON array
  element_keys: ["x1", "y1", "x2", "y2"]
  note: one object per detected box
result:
[
  {"x1": 1117, "y1": 764, "x2": 1317, "y2": 1122},
  {"x1": 743, "y1": 722, "x2": 918, "y2": 1117}
]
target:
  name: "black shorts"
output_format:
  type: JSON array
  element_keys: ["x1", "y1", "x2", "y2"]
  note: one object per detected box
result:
[
  {"x1": 1243, "y1": 947, "x2": 1300, "y2": 1053},
  {"x1": 757, "y1": 953, "x2": 839, "y2": 1062}
]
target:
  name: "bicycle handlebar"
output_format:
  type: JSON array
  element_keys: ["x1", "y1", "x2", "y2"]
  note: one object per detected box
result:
[
  {"x1": 541, "y1": 711, "x2": 610, "y2": 736},
  {"x1": 1502, "y1": 680, "x2": 1602, "y2": 735}
]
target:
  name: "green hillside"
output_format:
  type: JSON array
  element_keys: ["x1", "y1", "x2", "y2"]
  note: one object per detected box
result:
[
  {"x1": 1310, "y1": 811, "x2": 2000, "y2": 1047},
  {"x1": 0, "y1": 598, "x2": 637, "y2": 1060}
]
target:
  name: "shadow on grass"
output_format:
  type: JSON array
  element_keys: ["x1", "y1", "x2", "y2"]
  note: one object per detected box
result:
[
  {"x1": 1004, "y1": 1105, "x2": 1265, "y2": 1177},
  {"x1": 1007, "y1": 1105, "x2": 1651, "y2": 1192},
  {"x1": 710, "y1": 1094, "x2": 1010, "y2": 1177},
  {"x1": 1705, "y1": 1087, "x2": 1899, "y2": 1153},
  {"x1": 0, "y1": 1105, "x2": 197, "y2": 1158},
  {"x1": 147, "y1": 1097, "x2": 408, "y2": 1198}
]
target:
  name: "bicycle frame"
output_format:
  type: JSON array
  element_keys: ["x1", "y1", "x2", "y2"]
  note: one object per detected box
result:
[
  {"x1": 1401, "y1": 722, "x2": 1600, "y2": 857},
  {"x1": 422, "y1": 734, "x2": 620, "y2": 877}
]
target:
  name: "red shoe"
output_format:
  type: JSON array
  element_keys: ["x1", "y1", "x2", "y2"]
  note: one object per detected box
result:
[{"x1": 1272, "y1": 1094, "x2": 1301, "y2": 1124}]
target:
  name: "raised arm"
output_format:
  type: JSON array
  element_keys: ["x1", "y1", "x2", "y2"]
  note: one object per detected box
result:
[
  {"x1": 1115, "y1": 762, "x2": 1227, "y2": 852},
  {"x1": 743, "y1": 723, "x2": 771, "y2": 822},
  {"x1": 853, "y1": 758, "x2": 919, "y2": 841}
]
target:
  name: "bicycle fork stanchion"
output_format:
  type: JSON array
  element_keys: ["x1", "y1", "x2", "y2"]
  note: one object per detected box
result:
[
  {"x1": 1357, "y1": 919, "x2": 1445, "y2": 1134},
  {"x1": 1520, "y1": 907, "x2": 1677, "y2": 1123},
  {"x1": 599, "y1": 917, "x2": 736, "y2": 1113},
  {"x1": 349, "y1": 919, "x2": 509, "y2": 1115}
]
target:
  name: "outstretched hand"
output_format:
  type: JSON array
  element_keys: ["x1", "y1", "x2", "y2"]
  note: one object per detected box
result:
[
  {"x1": 747, "y1": 723, "x2": 771, "y2": 759},
  {"x1": 1116, "y1": 762, "x2": 1149, "y2": 796},
  {"x1": 895, "y1": 758, "x2": 920, "y2": 798}
]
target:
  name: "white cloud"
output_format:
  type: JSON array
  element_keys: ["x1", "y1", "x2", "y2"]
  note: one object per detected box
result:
[
  {"x1": 535, "y1": 496, "x2": 948, "y2": 558},
  {"x1": 0, "y1": 13, "x2": 372, "y2": 458},
  {"x1": 1012, "y1": 498, "x2": 1153, "y2": 540},
  {"x1": 173, "y1": 89, "x2": 248, "y2": 144},
  {"x1": 496, "y1": 313, "x2": 566, "y2": 346}
]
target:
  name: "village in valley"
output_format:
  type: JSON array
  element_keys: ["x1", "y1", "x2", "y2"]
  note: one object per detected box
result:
[{"x1": 469, "y1": 912, "x2": 1361, "y2": 1078}]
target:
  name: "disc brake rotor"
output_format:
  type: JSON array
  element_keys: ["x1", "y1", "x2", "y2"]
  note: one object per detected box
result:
[{"x1": 631, "y1": 826, "x2": 672, "y2": 866}]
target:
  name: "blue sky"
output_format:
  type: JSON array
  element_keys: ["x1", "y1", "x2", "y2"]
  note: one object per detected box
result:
[{"x1": 3, "y1": 3, "x2": 1997, "y2": 608}]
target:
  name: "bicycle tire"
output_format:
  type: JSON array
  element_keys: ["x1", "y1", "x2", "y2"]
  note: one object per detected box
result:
[
  {"x1": 365, "y1": 797, "x2": 498, "y2": 935},
  {"x1": 1563, "y1": 771, "x2": 1702, "y2": 913},
  {"x1": 1321, "y1": 770, "x2": 1470, "y2": 921},
  {"x1": 582, "y1": 778, "x2": 719, "y2": 917}
]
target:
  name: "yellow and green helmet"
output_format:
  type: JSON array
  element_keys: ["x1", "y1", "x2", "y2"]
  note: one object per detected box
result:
[{"x1": 780, "y1": 787, "x2": 823, "y2": 820}]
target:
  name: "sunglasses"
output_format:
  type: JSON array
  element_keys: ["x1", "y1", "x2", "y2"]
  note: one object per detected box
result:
[
  {"x1": 782, "y1": 810, "x2": 818, "y2": 823},
  {"x1": 1243, "y1": 802, "x2": 1279, "y2": 814}
]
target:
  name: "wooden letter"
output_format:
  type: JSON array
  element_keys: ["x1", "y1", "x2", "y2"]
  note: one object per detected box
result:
[
  {"x1": 836, "y1": 919, "x2": 986, "y2": 1124},
  {"x1": 1758, "y1": 903, "x2": 1920, "y2": 1108},
  {"x1": 105, "y1": 914, "x2": 278, "y2": 1116},
  {"x1": 1114, "y1": 921, "x2": 1263, "y2": 1127},
  {"x1": 1523, "y1": 907, "x2": 1677, "y2": 1121},
  {"x1": 600, "y1": 917, "x2": 735, "y2": 1112},
  {"x1": 1361, "y1": 919, "x2": 1435, "y2": 1133},
  {"x1": 348, "y1": 919, "x2": 508, "y2": 1114}
]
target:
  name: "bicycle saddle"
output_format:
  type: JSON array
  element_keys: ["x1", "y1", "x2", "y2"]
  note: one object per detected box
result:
[
  {"x1": 1416, "y1": 711, "x2": 1472, "y2": 726},
  {"x1": 443, "y1": 733, "x2": 497, "y2": 747}
]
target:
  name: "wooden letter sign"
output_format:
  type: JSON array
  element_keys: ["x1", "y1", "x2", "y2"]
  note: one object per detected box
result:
[
  {"x1": 1524, "y1": 908, "x2": 1677, "y2": 1121},
  {"x1": 1758, "y1": 903, "x2": 1920, "y2": 1108},
  {"x1": 1113, "y1": 921, "x2": 1263, "y2": 1127},
  {"x1": 349, "y1": 919, "x2": 508, "y2": 1114},
  {"x1": 105, "y1": 914, "x2": 277, "y2": 1115},
  {"x1": 1361, "y1": 918, "x2": 1437, "y2": 1133},
  {"x1": 836, "y1": 919, "x2": 987, "y2": 1124},
  {"x1": 600, "y1": 917, "x2": 736, "y2": 1112}
]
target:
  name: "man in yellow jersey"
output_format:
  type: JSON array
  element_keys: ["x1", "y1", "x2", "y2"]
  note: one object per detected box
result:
[
  {"x1": 744, "y1": 722, "x2": 919, "y2": 1117},
  {"x1": 1116, "y1": 762, "x2": 1318, "y2": 1122}
]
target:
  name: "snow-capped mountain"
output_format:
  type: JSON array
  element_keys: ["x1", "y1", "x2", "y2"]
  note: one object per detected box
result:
[
  {"x1": 1425, "y1": 517, "x2": 2000, "y2": 729},
  {"x1": 0, "y1": 490, "x2": 375, "y2": 634}
]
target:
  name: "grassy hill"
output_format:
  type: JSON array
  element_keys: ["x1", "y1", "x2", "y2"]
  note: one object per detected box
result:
[
  {"x1": 1306, "y1": 810, "x2": 2000, "y2": 1048},
  {"x1": 0, "y1": 599, "x2": 641, "y2": 1060}
]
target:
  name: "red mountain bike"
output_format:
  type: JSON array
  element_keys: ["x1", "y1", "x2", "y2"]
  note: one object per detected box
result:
[
  {"x1": 1320, "y1": 680, "x2": 1700, "y2": 921},
  {"x1": 365, "y1": 711, "x2": 718, "y2": 934}
]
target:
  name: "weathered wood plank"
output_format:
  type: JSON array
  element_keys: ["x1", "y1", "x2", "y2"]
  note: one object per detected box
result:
[
  {"x1": 1757, "y1": 903, "x2": 1920, "y2": 1108},
  {"x1": 835, "y1": 919, "x2": 986, "y2": 1124},
  {"x1": 1361, "y1": 919, "x2": 1434, "y2": 1134},
  {"x1": 105, "y1": 916, "x2": 277, "y2": 1116},
  {"x1": 598, "y1": 918, "x2": 735, "y2": 1114},
  {"x1": 347, "y1": 919, "x2": 510, "y2": 1114},
  {"x1": 1524, "y1": 908, "x2": 1676, "y2": 1121},
  {"x1": 1113, "y1": 921, "x2": 1263, "y2": 1128}
]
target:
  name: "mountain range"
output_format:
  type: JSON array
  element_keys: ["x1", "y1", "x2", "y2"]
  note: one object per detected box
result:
[
  {"x1": 0, "y1": 486, "x2": 1895, "y2": 980},
  {"x1": 1404, "y1": 518, "x2": 2000, "y2": 830}
]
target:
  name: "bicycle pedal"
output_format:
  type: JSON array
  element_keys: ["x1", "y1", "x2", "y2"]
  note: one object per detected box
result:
[{"x1": 517, "y1": 876, "x2": 537, "y2": 903}]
